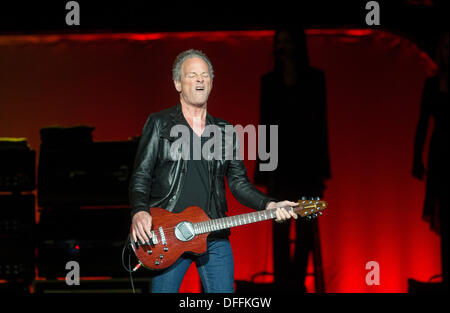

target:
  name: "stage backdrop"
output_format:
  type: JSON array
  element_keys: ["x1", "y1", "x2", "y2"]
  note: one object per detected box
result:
[{"x1": 0, "y1": 29, "x2": 440, "y2": 292}]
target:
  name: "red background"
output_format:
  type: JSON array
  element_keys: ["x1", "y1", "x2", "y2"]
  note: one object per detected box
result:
[{"x1": 0, "y1": 29, "x2": 441, "y2": 292}]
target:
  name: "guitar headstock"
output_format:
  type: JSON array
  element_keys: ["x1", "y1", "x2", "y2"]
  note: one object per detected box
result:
[{"x1": 294, "y1": 197, "x2": 327, "y2": 219}]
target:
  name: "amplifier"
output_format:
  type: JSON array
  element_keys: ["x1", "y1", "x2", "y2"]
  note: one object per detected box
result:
[
  {"x1": 38, "y1": 139, "x2": 138, "y2": 207},
  {"x1": 37, "y1": 207, "x2": 146, "y2": 278},
  {"x1": 0, "y1": 195, "x2": 36, "y2": 280},
  {"x1": 0, "y1": 138, "x2": 36, "y2": 191},
  {"x1": 0, "y1": 194, "x2": 35, "y2": 236},
  {"x1": 37, "y1": 238, "x2": 131, "y2": 278},
  {"x1": 37, "y1": 207, "x2": 130, "y2": 240},
  {"x1": 0, "y1": 240, "x2": 35, "y2": 280}
]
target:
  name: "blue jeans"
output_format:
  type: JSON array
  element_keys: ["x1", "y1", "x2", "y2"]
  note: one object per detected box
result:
[{"x1": 151, "y1": 238, "x2": 234, "y2": 293}]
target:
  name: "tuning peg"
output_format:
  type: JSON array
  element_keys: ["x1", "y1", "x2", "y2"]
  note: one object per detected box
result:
[
  {"x1": 315, "y1": 197, "x2": 321, "y2": 201},
  {"x1": 301, "y1": 196, "x2": 307, "y2": 201},
  {"x1": 313, "y1": 214, "x2": 317, "y2": 218}
]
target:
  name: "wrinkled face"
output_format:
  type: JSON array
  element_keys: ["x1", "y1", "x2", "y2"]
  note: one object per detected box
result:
[{"x1": 174, "y1": 57, "x2": 213, "y2": 107}]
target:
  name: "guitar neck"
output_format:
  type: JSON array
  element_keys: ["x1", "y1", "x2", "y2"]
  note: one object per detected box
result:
[{"x1": 193, "y1": 205, "x2": 296, "y2": 235}]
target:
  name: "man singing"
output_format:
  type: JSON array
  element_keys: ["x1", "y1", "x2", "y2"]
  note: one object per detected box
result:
[{"x1": 129, "y1": 49, "x2": 297, "y2": 293}]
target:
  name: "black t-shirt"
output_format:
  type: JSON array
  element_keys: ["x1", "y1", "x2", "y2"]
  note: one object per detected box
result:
[{"x1": 174, "y1": 116, "x2": 229, "y2": 239}]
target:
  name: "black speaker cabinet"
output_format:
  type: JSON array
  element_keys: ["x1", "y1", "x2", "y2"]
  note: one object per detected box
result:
[
  {"x1": 38, "y1": 139, "x2": 138, "y2": 207},
  {"x1": 37, "y1": 207, "x2": 147, "y2": 278},
  {"x1": 0, "y1": 139, "x2": 36, "y2": 192},
  {"x1": 0, "y1": 195, "x2": 36, "y2": 280}
]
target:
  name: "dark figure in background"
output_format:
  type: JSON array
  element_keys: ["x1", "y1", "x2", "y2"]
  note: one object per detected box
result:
[
  {"x1": 413, "y1": 31, "x2": 449, "y2": 289},
  {"x1": 255, "y1": 28, "x2": 331, "y2": 292}
]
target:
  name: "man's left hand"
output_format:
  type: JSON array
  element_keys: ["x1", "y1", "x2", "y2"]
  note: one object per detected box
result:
[{"x1": 265, "y1": 200, "x2": 298, "y2": 222}]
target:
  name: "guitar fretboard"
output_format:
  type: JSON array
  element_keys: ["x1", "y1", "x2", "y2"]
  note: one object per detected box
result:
[{"x1": 193, "y1": 206, "x2": 294, "y2": 235}]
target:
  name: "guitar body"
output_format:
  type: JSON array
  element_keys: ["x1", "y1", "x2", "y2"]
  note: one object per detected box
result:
[
  {"x1": 130, "y1": 200, "x2": 327, "y2": 272},
  {"x1": 132, "y1": 206, "x2": 210, "y2": 270}
]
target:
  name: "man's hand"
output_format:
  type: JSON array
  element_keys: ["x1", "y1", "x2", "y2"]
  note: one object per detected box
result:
[
  {"x1": 266, "y1": 200, "x2": 298, "y2": 222},
  {"x1": 131, "y1": 211, "x2": 153, "y2": 243}
]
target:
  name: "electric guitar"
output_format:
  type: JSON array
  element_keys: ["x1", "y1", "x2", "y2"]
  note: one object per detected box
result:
[{"x1": 130, "y1": 199, "x2": 327, "y2": 270}]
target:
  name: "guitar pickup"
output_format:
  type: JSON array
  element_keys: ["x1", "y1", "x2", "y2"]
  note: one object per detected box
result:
[
  {"x1": 159, "y1": 227, "x2": 167, "y2": 246},
  {"x1": 136, "y1": 231, "x2": 158, "y2": 246},
  {"x1": 150, "y1": 231, "x2": 158, "y2": 245}
]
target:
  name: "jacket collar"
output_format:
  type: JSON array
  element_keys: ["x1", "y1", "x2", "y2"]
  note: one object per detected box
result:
[
  {"x1": 161, "y1": 102, "x2": 215, "y2": 140},
  {"x1": 170, "y1": 102, "x2": 214, "y2": 126}
]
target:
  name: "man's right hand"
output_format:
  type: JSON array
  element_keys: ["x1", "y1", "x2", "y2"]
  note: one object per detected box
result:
[{"x1": 131, "y1": 211, "x2": 153, "y2": 244}]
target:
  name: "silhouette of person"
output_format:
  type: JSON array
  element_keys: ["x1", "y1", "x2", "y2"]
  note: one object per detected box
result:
[
  {"x1": 255, "y1": 26, "x2": 331, "y2": 292},
  {"x1": 413, "y1": 30, "x2": 449, "y2": 289}
]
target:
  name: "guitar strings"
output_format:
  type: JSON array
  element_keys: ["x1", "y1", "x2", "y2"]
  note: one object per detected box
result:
[
  {"x1": 139, "y1": 205, "x2": 291, "y2": 238},
  {"x1": 134, "y1": 204, "x2": 321, "y2": 244}
]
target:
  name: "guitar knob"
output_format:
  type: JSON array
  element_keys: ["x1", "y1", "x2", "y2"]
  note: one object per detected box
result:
[
  {"x1": 155, "y1": 260, "x2": 160, "y2": 265},
  {"x1": 160, "y1": 254, "x2": 164, "y2": 259},
  {"x1": 164, "y1": 247, "x2": 168, "y2": 252},
  {"x1": 319, "y1": 212, "x2": 322, "y2": 216},
  {"x1": 147, "y1": 250, "x2": 152, "y2": 255}
]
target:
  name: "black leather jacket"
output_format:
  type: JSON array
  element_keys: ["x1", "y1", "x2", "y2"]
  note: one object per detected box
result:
[{"x1": 129, "y1": 103, "x2": 275, "y2": 218}]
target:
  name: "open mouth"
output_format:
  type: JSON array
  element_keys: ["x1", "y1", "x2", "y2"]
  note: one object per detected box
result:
[{"x1": 195, "y1": 86, "x2": 205, "y2": 91}]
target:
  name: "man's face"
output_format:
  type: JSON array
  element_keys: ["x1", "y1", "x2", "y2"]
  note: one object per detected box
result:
[{"x1": 174, "y1": 57, "x2": 213, "y2": 107}]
